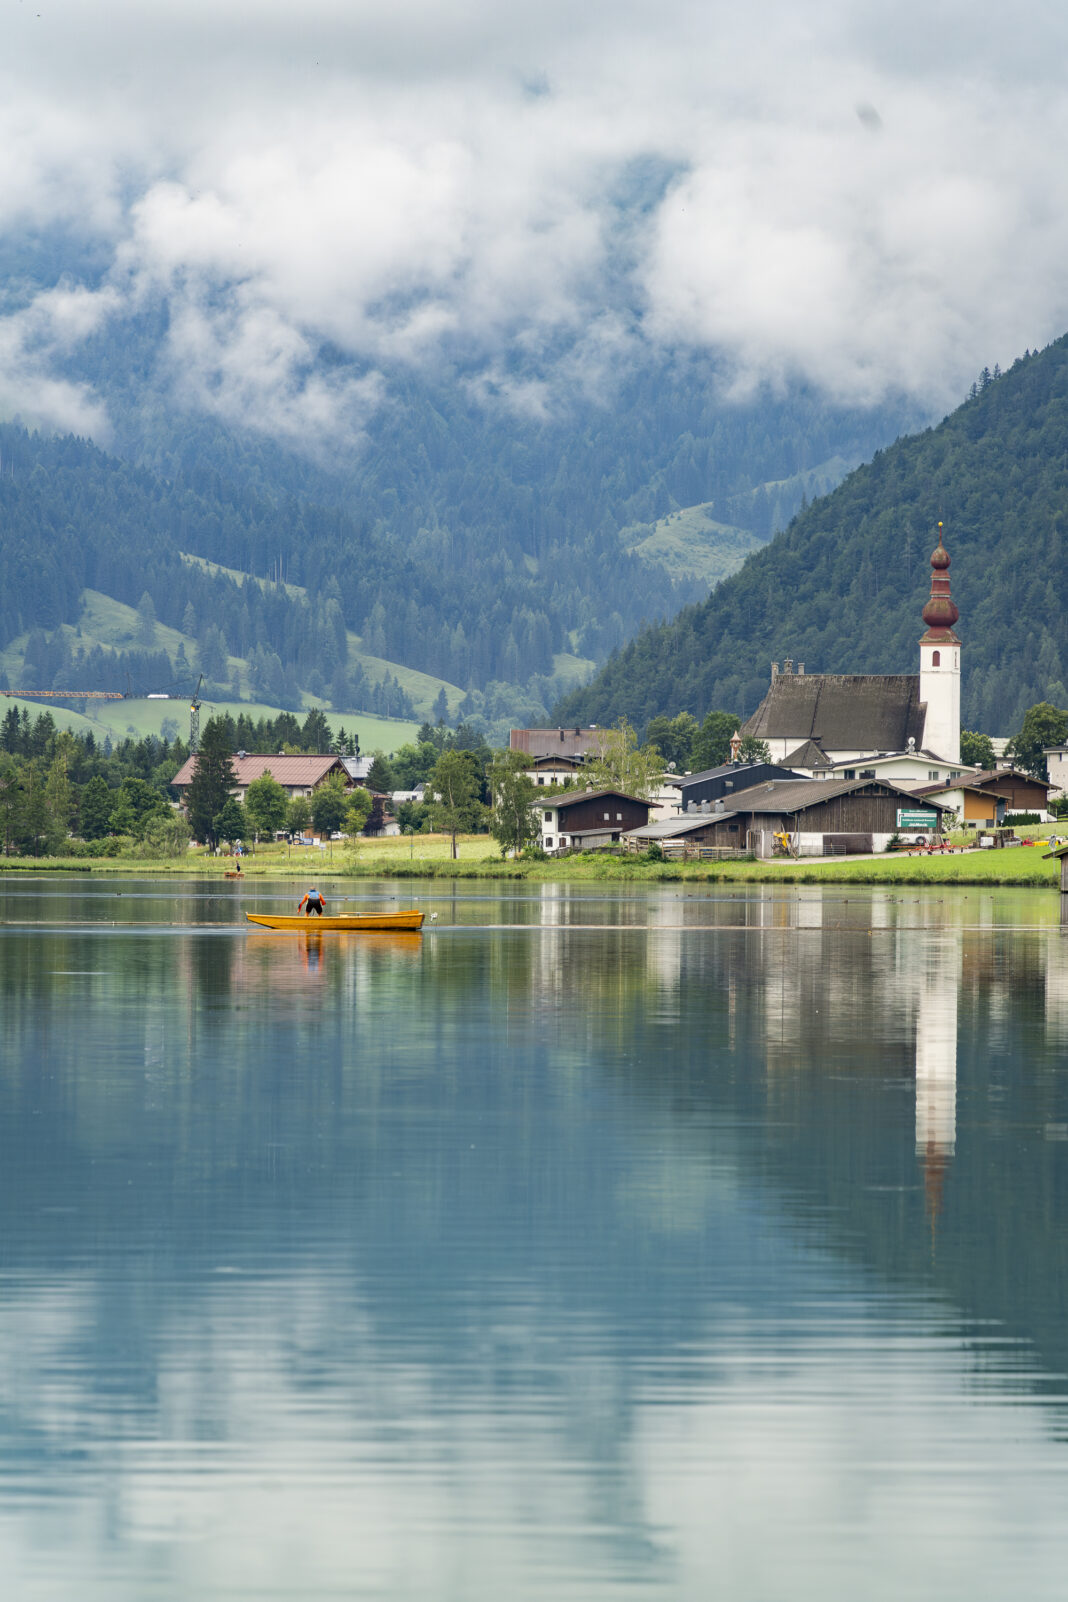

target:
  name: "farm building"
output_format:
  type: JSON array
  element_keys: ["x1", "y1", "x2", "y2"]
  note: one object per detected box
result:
[
  {"x1": 539, "y1": 789, "x2": 652, "y2": 853},
  {"x1": 669, "y1": 761, "x2": 805, "y2": 809},
  {"x1": 626, "y1": 777, "x2": 951, "y2": 857}
]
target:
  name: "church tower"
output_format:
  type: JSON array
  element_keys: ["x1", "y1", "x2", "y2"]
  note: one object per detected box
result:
[{"x1": 918, "y1": 523, "x2": 961, "y2": 763}]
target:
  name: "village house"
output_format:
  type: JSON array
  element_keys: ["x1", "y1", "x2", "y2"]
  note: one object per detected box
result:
[
  {"x1": 510, "y1": 727, "x2": 603, "y2": 760},
  {"x1": 1044, "y1": 745, "x2": 1068, "y2": 800},
  {"x1": 539, "y1": 789, "x2": 652, "y2": 853},
  {"x1": 171, "y1": 751, "x2": 351, "y2": 807},
  {"x1": 823, "y1": 747, "x2": 973, "y2": 787},
  {"x1": 908, "y1": 780, "x2": 1008, "y2": 829},
  {"x1": 959, "y1": 768, "x2": 1054, "y2": 818},
  {"x1": 909, "y1": 768, "x2": 1058, "y2": 829},
  {"x1": 529, "y1": 753, "x2": 586, "y2": 787}
]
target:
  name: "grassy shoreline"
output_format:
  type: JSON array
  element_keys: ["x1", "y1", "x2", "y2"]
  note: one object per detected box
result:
[{"x1": 1, "y1": 837, "x2": 1061, "y2": 888}]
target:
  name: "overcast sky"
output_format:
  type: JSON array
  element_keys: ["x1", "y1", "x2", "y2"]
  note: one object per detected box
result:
[{"x1": 2, "y1": 0, "x2": 1067, "y2": 439}]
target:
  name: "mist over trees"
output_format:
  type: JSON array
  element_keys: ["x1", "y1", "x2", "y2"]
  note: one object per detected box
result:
[{"x1": 0, "y1": 286, "x2": 925, "y2": 724}]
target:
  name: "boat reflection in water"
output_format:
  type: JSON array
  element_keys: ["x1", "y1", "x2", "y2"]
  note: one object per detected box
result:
[{"x1": 243, "y1": 929, "x2": 425, "y2": 988}]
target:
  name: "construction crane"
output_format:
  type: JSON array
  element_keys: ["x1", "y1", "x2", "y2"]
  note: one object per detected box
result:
[
  {"x1": 1, "y1": 689, "x2": 126, "y2": 700},
  {"x1": 189, "y1": 674, "x2": 204, "y2": 753}
]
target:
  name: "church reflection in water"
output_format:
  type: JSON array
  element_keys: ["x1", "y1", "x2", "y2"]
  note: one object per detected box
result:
[{"x1": 913, "y1": 937, "x2": 958, "y2": 1222}]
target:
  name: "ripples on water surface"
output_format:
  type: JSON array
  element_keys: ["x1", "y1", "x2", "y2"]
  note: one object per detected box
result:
[{"x1": 1, "y1": 876, "x2": 1068, "y2": 1599}]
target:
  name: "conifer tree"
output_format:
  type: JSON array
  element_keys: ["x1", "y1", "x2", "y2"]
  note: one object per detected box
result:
[{"x1": 185, "y1": 717, "x2": 238, "y2": 846}]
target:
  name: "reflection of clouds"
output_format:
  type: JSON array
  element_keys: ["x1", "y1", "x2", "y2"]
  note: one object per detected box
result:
[
  {"x1": 639, "y1": 1315, "x2": 1068, "y2": 1602},
  {"x1": 7, "y1": 888, "x2": 1068, "y2": 1595},
  {"x1": 4, "y1": 1272, "x2": 1068, "y2": 1599}
]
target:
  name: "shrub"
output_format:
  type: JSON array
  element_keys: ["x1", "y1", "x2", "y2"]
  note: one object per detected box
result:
[{"x1": 65, "y1": 836, "x2": 129, "y2": 858}]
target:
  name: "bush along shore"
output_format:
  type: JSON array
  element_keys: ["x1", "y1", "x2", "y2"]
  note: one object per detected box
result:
[{"x1": 0, "y1": 838, "x2": 1062, "y2": 888}]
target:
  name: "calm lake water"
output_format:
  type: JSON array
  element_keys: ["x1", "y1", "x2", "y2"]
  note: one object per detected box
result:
[{"x1": 2, "y1": 875, "x2": 1068, "y2": 1600}]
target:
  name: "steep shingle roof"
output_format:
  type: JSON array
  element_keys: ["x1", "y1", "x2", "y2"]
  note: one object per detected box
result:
[{"x1": 742, "y1": 674, "x2": 926, "y2": 752}]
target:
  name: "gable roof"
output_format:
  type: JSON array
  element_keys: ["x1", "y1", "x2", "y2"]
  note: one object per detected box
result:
[
  {"x1": 968, "y1": 767, "x2": 1052, "y2": 793},
  {"x1": 172, "y1": 753, "x2": 346, "y2": 788},
  {"x1": 549, "y1": 788, "x2": 651, "y2": 812},
  {"x1": 742, "y1": 674, "x2": 926, "y2": 752},
  {"x1": 726, "y1": 776, "x2": 950, "y2": 815},
  {"x1": 629, "y1": 815, "x2": 740, "y2": 839},
  {"x1": 674, "y1": 760, "x2": 788, "y2": 787},
  {"x1": 511, "y1": 727, "x2": 602, "y2": 758},
  {"x1": 340, "y1": 756, "x2": 374, "y2": 781},
  {"x1": 908, "y1": 780, "x2": 994, "y2": 799},
  {"x1": 780, "y1": 738, "x2": 832, "y2": 769},
  {"x1": 827, "y1": 748, "x2": 963, "y2": 770}
]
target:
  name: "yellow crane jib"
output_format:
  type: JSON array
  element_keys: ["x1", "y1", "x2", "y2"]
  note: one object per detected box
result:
[{"x1": 2, "y1": 689, "x2": 126, "y2": 699}]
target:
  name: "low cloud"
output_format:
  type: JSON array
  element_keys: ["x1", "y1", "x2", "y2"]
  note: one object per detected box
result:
[
  {"x1": 0, "y1": 285, "x2": 117, "y2": 439},
  {"x1": 2, "y1": 1, "x2": 1068, "y2": 440}
]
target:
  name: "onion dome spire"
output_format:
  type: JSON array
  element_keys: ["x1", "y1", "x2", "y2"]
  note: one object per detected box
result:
[{"x1": 920, "y1": 522, "x2": 960, "y2": 642}]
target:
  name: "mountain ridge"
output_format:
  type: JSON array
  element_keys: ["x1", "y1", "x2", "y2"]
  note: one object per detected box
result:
[{"x1": 553, "y1": 341, "x2": 1068, "y2": 735}]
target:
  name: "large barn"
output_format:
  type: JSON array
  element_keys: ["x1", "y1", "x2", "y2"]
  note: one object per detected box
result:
[{"x1": 627, "y1": 777, "x2": 950, "y2": 857}]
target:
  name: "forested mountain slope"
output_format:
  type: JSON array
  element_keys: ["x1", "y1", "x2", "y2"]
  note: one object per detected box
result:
[
  {"x1": 0, "y1": 244, "x2": 925, "y2": 716},
  {"x1": 555, "y1": 342, "x2": 1068, "y2": 734}
]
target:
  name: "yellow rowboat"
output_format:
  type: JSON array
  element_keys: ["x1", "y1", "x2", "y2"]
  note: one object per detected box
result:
[{"x1": 245, "y1": 910, "x2": 425, "y2": 933}]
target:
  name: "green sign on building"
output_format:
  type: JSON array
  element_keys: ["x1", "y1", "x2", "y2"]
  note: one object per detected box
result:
[{"x1": 897, "y1": 808, "x2": 939, "y2": 829}]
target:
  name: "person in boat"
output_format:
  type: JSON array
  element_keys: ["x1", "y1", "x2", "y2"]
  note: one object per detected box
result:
[{"x1": 298, "y1": 886, "x2": 326, "y2": 917}]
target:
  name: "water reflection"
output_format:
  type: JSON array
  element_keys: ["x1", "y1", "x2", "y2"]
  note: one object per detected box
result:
[{"x1": 2, "y1": 878, "x2": 1068, "y2": 1598}]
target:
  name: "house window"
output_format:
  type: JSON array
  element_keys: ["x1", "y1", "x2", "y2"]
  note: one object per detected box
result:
[
  {"x1": 928, "y1": 770, "x2": 939, "y2": 780},
  {"x1": 616, "y1": 812, "x2": 622, "y2": 821},
  {"x1": 729, "y1": 824, "x2": 739, "y2": 832},
  {"x1": 842, "y1": 769, "x2": 856, "y2": 779},
  {"x1": 932, "y1": 650, "x2": 941, "y2": 667},
  {"x1": 860, "y1": 769, "x2": 875, "y2": 779},
  {"x1": 950, "y1": 770, "x2": 961, "y2": 779},
  {"x1": 544, "y1": 811, "x2": 553, "y2": 822},
  {"x1": 559, "y1": 836, "x2": 569, "y2": 847},
  {"x1": 604, "y1": 811, "x2": 610, "y2": 820}
]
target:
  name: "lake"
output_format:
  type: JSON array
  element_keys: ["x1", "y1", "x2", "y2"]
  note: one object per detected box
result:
[{"x1": 2, "y1": 875, "x2": 1068, "y2": 1599}]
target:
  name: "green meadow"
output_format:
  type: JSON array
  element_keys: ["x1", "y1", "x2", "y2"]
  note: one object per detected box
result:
[{"x1": 3, "y1": 839, "x2": 1061, "y2": 889}]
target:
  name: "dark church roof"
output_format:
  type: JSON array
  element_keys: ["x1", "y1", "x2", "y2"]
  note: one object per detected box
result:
[{"x1": 741, "y1": 674, "x2": 926, "y2": 753}]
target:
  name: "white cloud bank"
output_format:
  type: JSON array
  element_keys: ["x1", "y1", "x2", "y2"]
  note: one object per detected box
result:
[{"x1": 0, "y1": 0, "x2": 1067, "y2": 438}]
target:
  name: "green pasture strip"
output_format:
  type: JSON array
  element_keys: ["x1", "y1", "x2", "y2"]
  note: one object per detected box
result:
[
  {"x1": 0, "y1": 695, "x2": 419, "y2": 750},
  {"x1": 3, "y1": 843, "x2": 1061, "y2": 888}
]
